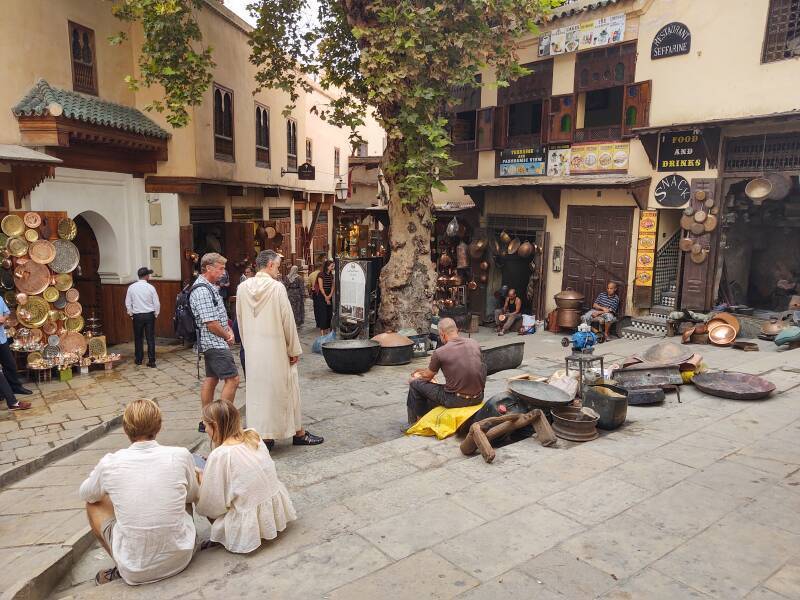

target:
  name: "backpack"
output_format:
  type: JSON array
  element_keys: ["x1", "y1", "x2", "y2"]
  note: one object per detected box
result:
[{"x1": 174, "y1": 282, "x2": 217, "y2": 343}]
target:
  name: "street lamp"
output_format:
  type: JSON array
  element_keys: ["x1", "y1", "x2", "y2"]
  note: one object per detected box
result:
[{"x1": 335, "y1": 177, "x2": 348, "y2": 202}]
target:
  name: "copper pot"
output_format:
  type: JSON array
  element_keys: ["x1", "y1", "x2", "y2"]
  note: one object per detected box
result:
[
  {"x1": 479, "y1": 260, "x2": 489, "y2": 271},
  {"x1": 468, "y1": 280, "x2": 478, "y2": 290},
  {"x1": 438, "y1": 253, "x2": 453, "y2": 269},
  {"x1": 554, "y1": 288, "x2": 585, "y2": 310},
  {"x1": 469, "y1": 239, "x2": 487, "y2": 258},
  {"x1": 449, "y1": 274, "x2": 463, "y2": 287},
  {"x1": 508, "y1": 238, "x2": 521, "y2": 255},
  {"x1": 499, "y1": 230, "x2": 511, "y2": 244},
  {"x1": 557, "y1": 308, "x2": 582, "y2": 328},
  {"x1": 517, "y1": 241, "x2": 534, "y2": 258}
]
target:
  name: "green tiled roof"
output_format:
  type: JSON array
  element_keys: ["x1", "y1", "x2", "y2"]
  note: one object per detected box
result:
[{"x1": 12, "y1": 79, "x2": 170, "y2": 140}]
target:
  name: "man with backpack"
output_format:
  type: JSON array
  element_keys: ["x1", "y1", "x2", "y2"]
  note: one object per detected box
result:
[{"x1": 186, "y1": 253, "x2": 240, "y2": 433}]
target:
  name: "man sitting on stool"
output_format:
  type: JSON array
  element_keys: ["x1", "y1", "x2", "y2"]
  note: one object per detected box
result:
[
  {"x1": 407, "y1": 318, "x2": 486, "y2": 425},
  {"x1": 494, "y1": 288, "x2": 522, "y2": 336},
  {"x1": 582, "y1": 281, "x2": 620, "y2": 339}
]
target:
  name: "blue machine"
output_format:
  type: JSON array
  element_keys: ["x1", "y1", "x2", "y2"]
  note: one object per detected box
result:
[{"x1": 561, "y1": 323, "x2": 599, "y2": 353}]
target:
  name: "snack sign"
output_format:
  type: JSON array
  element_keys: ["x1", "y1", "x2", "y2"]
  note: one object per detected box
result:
[
  {"x1": 539, "y1": 14, "x2": 626, "y2": 57},
  {"x1": 569, "y1": 142, "x2": 630, "y2": 174}
]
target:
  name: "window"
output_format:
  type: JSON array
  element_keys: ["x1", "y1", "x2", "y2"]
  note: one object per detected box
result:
[
  {"x1": 286, "y1": 119, "x2": 298, "y2": 170},
  {"x1": 763, "y1": 0, "x2": 800, "y2": 63},
  {"x1": 583, "y1": 88, "x2": 624, "y2": 129},
  {"x1": 574, "y1": 42, "x2": 636, "y2": 93},
  {"x1": 356, "y1": 142, "x2": 368, "y2": 157},
  {"x1": 507, "y1": 102, "x2": 543, "y2": 146},
  {"x1": 445, "y1": 111, "x2": 479, "y2": 180},
  {"x1": 255, "y1": 103, "x2": 270, "y2": 167},
  {"x1": 69, "y1": 22, "x2": 98, "y2": 95},
  {"x1": 305, "y1": 138, "x2": 313, "y2": 164},
  {"x1": 334, "y1": 147, "x2": 341, "y2": 177},
  {"x1": 213, "y1": 84, "x2": 234, "y2": 161}
]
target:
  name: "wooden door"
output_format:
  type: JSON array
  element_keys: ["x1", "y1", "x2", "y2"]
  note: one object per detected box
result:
[
  {"x1": 679, "y1": 178, "x2": 719, "y2": 310},
  {"x1": 223, "y1": 221, "x2": 254, "y2": 297},
  {"x1": 562, "y1": 206, "x2": 634, "y2": 314},
  {"x1": 73, "y1": 215, "x2": 102, "y2": 325}
]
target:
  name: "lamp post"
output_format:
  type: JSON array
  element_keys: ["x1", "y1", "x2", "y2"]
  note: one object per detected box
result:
[{"x1": 335, "y1": 177, "x2": 348, "y2": 202}]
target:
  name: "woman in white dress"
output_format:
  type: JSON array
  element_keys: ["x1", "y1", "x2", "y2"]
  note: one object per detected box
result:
[{"x1": 196, "y1": 400, "x2": 296, "y2": 553}]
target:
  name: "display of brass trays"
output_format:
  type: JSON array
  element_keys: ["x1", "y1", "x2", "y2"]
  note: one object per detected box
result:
[
  {"x1": 43, "y1": 344, "x2": 60, "y2": 360},
  {"x1": 7, "y1": 236, "x2": 28, "y2": 257},
  {"x1": 23, "y1": 212, "x2": 42, "y2": 228},
  {"x1": 65, "y1": 301, "x2": 82, "y2": 318},
  {"x1": 57, "y1": 218, "x2": 77, "y2": 241},
  {"x1": 42, "y1": 322, "x2": 56, "y2": 335},
  {"x1": 26, "y1": 351, "x2": 44, "y2": 367},
  {"x1": 48, "y1": 334, "x2": 60, "y2": 346},
  {"x1": 0, "y1": 269, "x2": 12, "y2": 290},
  {"x1": 65, "y1": 288, "x2": 79, "y2": 303},
  {"x1": 59, "y1": 331, "x2": 87, "y2": 356},
  {"x1": 54, "y1": 272, "x2": 73, "y2": 291},
  {"x1": 14, "y1": 260, "x2": 50, "y2": 295},
  {"x1": 24, "y1": 228, "x2": 39, "y2": 242},
  {"x1": 51, "y1": 240, "x2": 80, "y2": 273},
  {"x1": 88, "y1": 336, "x2": 107, "y2": 358},
  {"x1": 17, "y1": 296, "x2": 49, "y2": 328},
  {"x1": 1, "y1": 214, "x2": 24, "y2": 237},
  {"x1": 65, "y1": 315, "x2": 84, "y2": 332},
  {"x1": 43, "y1": 286, "x2": 59, "y2": 303},
  {"x1": 29, "y1": 239, "x2": 56, "y2": 265}
]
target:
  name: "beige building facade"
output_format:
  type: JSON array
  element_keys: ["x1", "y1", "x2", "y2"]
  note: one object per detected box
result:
[{"x1": 436, "y1": 0, "x2": 800, "y2": 330}]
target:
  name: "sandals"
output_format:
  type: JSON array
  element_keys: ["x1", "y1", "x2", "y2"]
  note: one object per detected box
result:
[
  {"x1": 293, "y1": 431, "x2": 324, "y2": 446},
  {"x1": 95, "y1": 567, "x2": 121, "y2": 585}
]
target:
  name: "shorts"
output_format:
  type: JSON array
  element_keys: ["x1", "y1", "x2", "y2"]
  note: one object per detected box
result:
[
  {"x1": 203, "y1": 348, "x2": 238, "y2": 380},
  {"x1": 101, "y1": 517, "x2": 116, "y2": 552}
]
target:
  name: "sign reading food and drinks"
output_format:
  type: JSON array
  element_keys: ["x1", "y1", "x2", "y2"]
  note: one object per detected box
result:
[
  {"x1": 569, "y1": 142, "x2": 630, "y2": 174},
  {"x1": 538, "y1": 13, "x2": 626, "y2": 57},
  {"x1": 499, "y1": 147, "x2": 546, "y2": 177},
  {"x1": 651, "y1": 22, "x2": 691, "y2": 60},
  {"x1": 658, "y1": 130, "x2": 706, "y2": 171}
]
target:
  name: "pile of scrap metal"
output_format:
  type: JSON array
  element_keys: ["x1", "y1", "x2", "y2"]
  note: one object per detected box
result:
[
  {"x1": 613, "y1": 341, "x2": 699, "y2": 405},
  {"x1": 670, "y1": 310, "x2": 748, "y2": 348}
]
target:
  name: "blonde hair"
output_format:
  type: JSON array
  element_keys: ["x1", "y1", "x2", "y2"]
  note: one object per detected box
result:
[
  {"x1": 202, "y1": 400, "x2": 260, "y2": 450},
  {"x1": 122, "y1": 399, "x2": 162, "y2": 441}
]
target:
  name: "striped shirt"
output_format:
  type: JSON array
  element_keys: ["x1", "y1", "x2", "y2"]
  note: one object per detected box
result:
[
  {"x1": 594, "y1": 292, "x2": 620, "y2": 315},
  {"x1": 319, "y1": 272, "x2": 334, "y2": 295}
]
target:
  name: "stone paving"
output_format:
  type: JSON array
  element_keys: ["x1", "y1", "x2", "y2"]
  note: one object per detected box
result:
[{"x1": 2, "y1": 323, "x2": 800, "y2": 599}]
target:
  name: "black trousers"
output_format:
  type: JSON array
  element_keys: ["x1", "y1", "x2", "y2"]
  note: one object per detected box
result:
[
  {"x1": 132, "y1": 313, "x2": 156, "y2": 365},
  {"x1": 0, "y1": 339, "x2": 25, "y2": 392},
  {"x1": 406, "y1": 379, "x2": 483, "y2": 425}
]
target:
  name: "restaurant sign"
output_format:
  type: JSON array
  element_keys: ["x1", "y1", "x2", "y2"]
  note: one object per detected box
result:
[
  {"x1": 654, "y1": 174, "x2": 691, "y2": 207},
  {"x1": 499, "y1": 147, "x2": 546, "y2": 177},
  {"x1": 651, "y1": 22, "x2": 691, "y2": 60},
  {"x1": 658, "y1": 130, "x2": 706, "y2": 171},
  {"x1": 569, "y1": 142, "x2": 630, "y2": 174}
]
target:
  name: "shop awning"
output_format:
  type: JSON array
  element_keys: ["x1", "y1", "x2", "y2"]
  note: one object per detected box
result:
[
  {"x1": 461, "y1": 174, "x2": 651, "y2": 217},
  {"x1": 0, "y1": 144, "x2": 62, "y2": 208}
]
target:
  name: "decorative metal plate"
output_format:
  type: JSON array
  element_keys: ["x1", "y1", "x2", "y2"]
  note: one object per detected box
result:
[
  {"x1": 53, "y1": 293, "x2": 67, "y2": 309},
  {"x1": 57, "y1": 218, "x2": 77, "y2": 241},
  {"x1": 59, "y1": 331, "x2": 87, "y2": 356},
  {"x1": 0, "y1": 269, "x2": 12, "y2": 290},
  {"x1": 29, "y1": 240, "x2": 56, "y2": 265},
  {"x1": 47, "y1": 334, "x2": 60, "y2": 346},
  {"x1": 1, "y1": 215, "x2": 24, "y2": 237},
  {"x1": 17, "y1": 296, "x2": 49, "y2": 328},
  {"x1": 51, "y1": 240, "x2": 79, "y2": 273},
  {"x1": 7, "y1": 236, "x2": 28, "y2": 257},
  {"x1": 65, "y1": 288, "x2": 79, "y2": 303},
  {"x1": 26, "y1": 351, "x2": 44, "y2": 367},
  {"x1": 54, "y1": 273, "x2": 73, "y2": 291},
  {"x1": 43, "y1": 286, "x2": 59, "y2": 303},
  {"x1": 24, "y1": 229, "x2": 39, "y2": 242},
  {"x1": 42, "y1": 322, "x2": 56, "y2": 335},
  {"x1": 64, "y1": 301, "x2": 82, "y2": 318},
  {"x1": 23, "y1": 212, "x2": 42, "y2": 228},
  {"x1": 43, "y1": 344, "x2": 60, "y2": 360},
  {"x1": 65, "y1": 315, "x2": 84, "y2": 332},
  {"x1": 29, "y1": 328, "x2": 42, "y2": 341},
  {"x1": 13, "y1": 261, "x2": 50, "y2": 295},
  {"x1": 4, "y1": 291, "x2": 17, "y2": 306},
  {"x1": 48, "y1": 309, "x2": 65, "y2": 323},
  {"x1": 88, "y1": 336, "x2": 107, "y2": 358}
]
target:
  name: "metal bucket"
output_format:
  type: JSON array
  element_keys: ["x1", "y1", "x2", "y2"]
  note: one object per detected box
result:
[{"x1": 582, "y1": 383, "x2": 628, "y2": 430}]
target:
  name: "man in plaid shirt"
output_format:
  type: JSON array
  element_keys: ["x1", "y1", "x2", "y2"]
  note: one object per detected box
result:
[{"x1": 190, "y1": 253, "x2": 240, "y2": 433}]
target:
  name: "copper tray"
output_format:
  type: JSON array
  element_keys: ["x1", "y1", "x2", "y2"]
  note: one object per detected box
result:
[
  {"x1": 1, "y1": 215, "x2": 24, "y2": 237},
  {"x1": 65, "y1": 288, "x2": 79, "y2": 303},
  {"x1": 42, "y1": 322, "x2": 56, "y2": 335},
  {"x1": 54, "y1": 273, "x2": 73, "y2": 291},
  {"x1": 59, "y1": 331, "x2": 87, "y2": 356},
  {"x1": 29, "y1": 240, "x2": 56, "y2": 265},
  {"x1": 51, "y1": 240, "x2": 80, "y2": 273},
  {"x1": 23, "y1": 212, "x2": 41, "y2": 228},
  {"x1": 65, "y1": 301, "x2": 82, "y2": 318},
  {"x1": 692, "y1": 372, "x2": 775, "y2": 400},
  {"x1": 7, "y1": 236, "x2": 28, "y2": 257},
  {"x1": 13, "y1": 261, "x2": 51, "y2": 295},
  {"x1": 57, "y1": 218, "x2": 77, "y2": 241}
]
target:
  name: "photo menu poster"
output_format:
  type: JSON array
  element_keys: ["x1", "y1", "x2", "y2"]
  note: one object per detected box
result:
[{"x1": 540, "y1": 13, "x2": 626, "y2": 56}]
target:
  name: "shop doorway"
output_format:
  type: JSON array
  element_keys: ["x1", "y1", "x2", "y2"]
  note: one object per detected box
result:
[
  {"x1": 73, "y1": 215, "x2": 102, "y2": 324},
  {"x1": 562, "y1": 205, "x2": 633, "y2": 313}
]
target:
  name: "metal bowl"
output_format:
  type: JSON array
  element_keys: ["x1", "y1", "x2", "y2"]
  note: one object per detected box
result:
[
  {"x1": 321, "y1": 340, "x2": 380, "y2": 374},
  {"x1": 708, "y1": 322, "x2": 736, "y2": 346},
  {"x1": 508, "y1": 379, "x2": 572, "y2": 409},
  {"x1": 692, "y1": 372, "x2": 775, "y2": 400}
]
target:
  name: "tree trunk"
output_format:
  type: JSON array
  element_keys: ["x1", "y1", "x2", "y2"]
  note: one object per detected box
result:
[{"x1": 378, "y1": 180, "x2": 436, "y2": 332}]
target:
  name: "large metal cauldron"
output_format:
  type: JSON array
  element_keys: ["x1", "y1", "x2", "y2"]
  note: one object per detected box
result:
[
  {"x1": 321, "y1": 340, "x2": 380, "y2": 374},
  {"x1": 372, "y1": 332, "x2": 414, "y2": 366}
]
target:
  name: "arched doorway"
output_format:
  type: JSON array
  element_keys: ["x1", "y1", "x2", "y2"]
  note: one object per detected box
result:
[{"x1": 73, "y1": 215, "x2": 103, "y2": 325}]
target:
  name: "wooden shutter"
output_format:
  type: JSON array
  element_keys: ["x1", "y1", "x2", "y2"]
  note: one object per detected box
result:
[
  {"x1": 540, "y1": 99, "x2": 550, "y2": 145},
  {"x1": 476, "y1": 107, "x2": 495, "y2": 151},
  {"x1": 622, "y1": 81, "x2": 652, "y2": 136},
  {"x1": 548, "y1": 94, "x2": 575, "y2": 143},
  {"x1": 679, "y1": 178, "x2": 718, "y2": 310},
  {"x1": 498, "y1": 59, "x2": 553, "y2": 106},
  {"x1": 493, "y1": 105, "x2": 509, "y2": 149}
]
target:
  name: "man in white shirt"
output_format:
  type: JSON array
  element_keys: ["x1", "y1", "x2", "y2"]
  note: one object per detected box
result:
[
  {"x1": 79, "y1": 399, "x2": 199, "y2": 586},
  {"x1": 125, "y1": 267, "x2": 161, "y2": 368}
]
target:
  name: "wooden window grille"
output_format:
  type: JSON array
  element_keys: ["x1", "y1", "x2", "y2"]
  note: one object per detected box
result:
[
  {"x1": 497, "y1": 60, "x2": 553, "y2": 106},
  {"x1": 255, "y1": 103, "x2": 270, "y2": 167},
  {"x1": 334, "y1": 147, "x2": 341, "y2": 177},
  {"x1": 763, "y1": 0, "x2": 800, "y2": 63},
  {"x1": 574, "y1": 42, "x2": 636, "y2": 93},
  {"x1": 724, "y1": 132, "x2": 800, "y2": 173},
  {"x1": 286, "y1": 119, "x2": 298, "y2": 170},
  {"x1": 305, "y1": 138, "x2": 313, "y2": 164},
  {"x1": 69, "y1": 22, "x2": 98, "y2": 95},
  {"x1": 214, "y1": 85, "x2": 235, "y2": 161}
]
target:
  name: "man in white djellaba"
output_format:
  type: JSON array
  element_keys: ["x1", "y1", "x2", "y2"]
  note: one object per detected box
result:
[{"x1": 236, "y1": 250, "x2": 323, "y2": 450}]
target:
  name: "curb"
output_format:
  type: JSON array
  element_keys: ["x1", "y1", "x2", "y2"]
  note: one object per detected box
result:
[{"x1": 0, "y1": 415, "x2": 124, "y2": 489}]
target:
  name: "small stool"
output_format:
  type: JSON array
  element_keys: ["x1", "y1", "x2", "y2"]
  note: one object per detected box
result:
[{"x1": 565, "y1": 353, "x2": 605, "y2": 398}]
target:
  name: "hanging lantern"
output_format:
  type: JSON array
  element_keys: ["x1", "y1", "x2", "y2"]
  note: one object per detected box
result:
[{"x1": 446, "y1": 217, "x2": 459, "y2": 237}]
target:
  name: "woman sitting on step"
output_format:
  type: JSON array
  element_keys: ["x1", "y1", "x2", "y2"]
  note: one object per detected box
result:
[{"x1": 196, "y1": 400, "x2": 296, "y2": 553}]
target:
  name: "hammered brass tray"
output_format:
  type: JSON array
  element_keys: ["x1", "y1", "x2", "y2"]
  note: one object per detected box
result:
[
  {"x1": 1, "y1": 215, "x2": 24, "y2": 237},
  {"x1": 57, "y1": 218, "x2": 77, "y2": 241}
]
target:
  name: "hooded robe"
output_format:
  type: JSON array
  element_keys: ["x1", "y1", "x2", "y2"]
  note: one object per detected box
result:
[{"x1": 236, "y1": 272, "x2": 303, "y2": 439}]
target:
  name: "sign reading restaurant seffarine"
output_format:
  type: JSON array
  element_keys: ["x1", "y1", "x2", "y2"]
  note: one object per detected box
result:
[{"x1": 651, "y1": 22, "x2": 691, "y2": 60}]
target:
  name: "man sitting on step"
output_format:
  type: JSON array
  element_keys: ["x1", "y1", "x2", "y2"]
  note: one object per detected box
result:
[
  {"x1": 406, "y1": 318, "x2": 486, "y2": 425},
  {"x1": 582, "y1": 281, "x2": 621, "y2": 339}
]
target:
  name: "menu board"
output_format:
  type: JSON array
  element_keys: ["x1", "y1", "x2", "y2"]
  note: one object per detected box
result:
[
  {"x1": 569, "y1": 142, "x2": 630, "y2": 174},
  {"x1": 540, "y1": 13, "x2": 626, "y2": 57},
  {"x1": 339, "y1": 261, "x2": 367, "y2": 321},
  {"x1": 635, "y1": 210, "x2": 658, "y2": 288}
]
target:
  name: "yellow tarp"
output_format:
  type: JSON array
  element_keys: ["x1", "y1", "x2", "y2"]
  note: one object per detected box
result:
[{"x1": 405, "y1": 403, "x2": 484, "y2": 440}]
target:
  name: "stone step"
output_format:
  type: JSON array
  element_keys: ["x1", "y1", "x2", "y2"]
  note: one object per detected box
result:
[
  {"x1": 621, "y1": 325, "x2": 663, "y2": 341},
  {"x1": 649, "y1": 305, "x2": 672, "y2": 318},
  {"x1": 631, "y1": 315, "x2": 668, "y2": 336}
]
